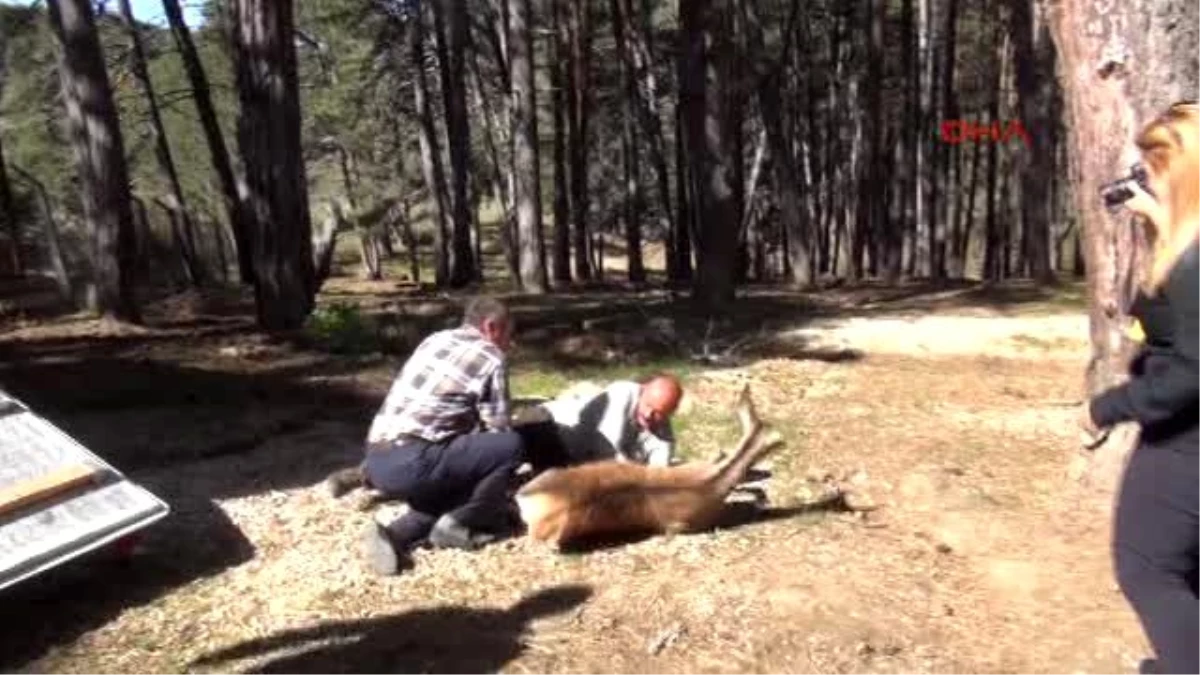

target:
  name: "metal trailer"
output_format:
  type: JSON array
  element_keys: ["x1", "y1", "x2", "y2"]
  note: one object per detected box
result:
[{"x1": 0, "y1": 389, "x2": 170, "y2": 592}]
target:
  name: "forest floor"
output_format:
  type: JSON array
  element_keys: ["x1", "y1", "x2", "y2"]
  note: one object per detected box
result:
[{"x1": 0, "y1": 271, "x2": 1150, "y2": 674}]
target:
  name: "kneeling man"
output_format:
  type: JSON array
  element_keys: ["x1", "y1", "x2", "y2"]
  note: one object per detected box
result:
[{"x1": 360, "y1": 297, "x2": 525, "y2": 575}]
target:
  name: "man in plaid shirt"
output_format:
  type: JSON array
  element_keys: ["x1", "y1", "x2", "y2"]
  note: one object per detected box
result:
[{"x1": 361, "y1": 296, "x2": 526, "y2": 575}]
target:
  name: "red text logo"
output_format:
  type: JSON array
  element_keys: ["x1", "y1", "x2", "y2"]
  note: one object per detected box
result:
[{"x1": 939, "y1": 119, "x2": 1032, "y2": 148}]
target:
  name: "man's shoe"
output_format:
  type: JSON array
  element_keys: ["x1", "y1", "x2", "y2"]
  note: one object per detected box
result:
[
  {"x1": 362, "y1": 522, "x2": 407, "y2": 575},
  {"x1": 428, "y1": 515, "x2": 498, "y2": 551}
]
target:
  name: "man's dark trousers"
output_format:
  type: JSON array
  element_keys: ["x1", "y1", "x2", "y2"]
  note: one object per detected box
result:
[{"x1": 364, "y1": 430, "x2": 525, "y2": 549}]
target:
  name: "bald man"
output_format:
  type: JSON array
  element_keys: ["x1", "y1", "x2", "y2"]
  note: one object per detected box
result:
[{"x1": 518, "y1": 375, "x2": 682, "y2": 470}]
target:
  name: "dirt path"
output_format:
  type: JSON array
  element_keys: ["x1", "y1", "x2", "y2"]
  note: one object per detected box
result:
[{"x1": 2, "y1": 305, "x2": 1148, "y2": 674}]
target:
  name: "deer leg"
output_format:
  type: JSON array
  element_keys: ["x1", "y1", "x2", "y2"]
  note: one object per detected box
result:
[
  {"x1": 734, "y1": 383, "x2": 762, "y2": 437},
  {"x1": 715, "y1": 384, "x2": 764, "y2": 473}
]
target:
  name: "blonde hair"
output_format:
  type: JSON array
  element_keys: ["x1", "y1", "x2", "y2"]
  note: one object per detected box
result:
[{"x1": 1135, "y1": 101, "x2": 1200, "y2": 292}]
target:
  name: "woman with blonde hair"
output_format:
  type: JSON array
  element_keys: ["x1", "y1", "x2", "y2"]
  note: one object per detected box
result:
[{"x1": 1082, "y1": 101, "x2": 1199, "y2": 675}]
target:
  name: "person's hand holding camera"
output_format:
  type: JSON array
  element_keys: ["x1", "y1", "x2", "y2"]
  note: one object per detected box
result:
[
  {"x1": 1122, "y1": 181, "x2": 1169, "y2": 230},
  {"x1": 1100, "y1": 162, "x2": 1168, "y2": 229}
]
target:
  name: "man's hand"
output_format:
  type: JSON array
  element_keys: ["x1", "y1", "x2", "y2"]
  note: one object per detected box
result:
[{"x1": 1078, "y1": 404, "x2": 1110, "y2": 450}]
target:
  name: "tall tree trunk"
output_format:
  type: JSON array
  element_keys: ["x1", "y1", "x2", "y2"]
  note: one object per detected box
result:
[
  {"x1": 1000, "y1": 158, "x2": 1013, "y2": 278},
  {"x1": 902, "y1": 0, "x2": 917, "y2": 277},
  {"x1": 846, "y1": 54, "x2": 864, "y2": 280},
  {"x1": 611, "y1": 0, "x2": 645, "y2": 283},
  {"x1": 727, "y1": 6, "x2": 746, "y2": 284},
  {"x1": 1009, "y1": 0, "x2": 1055, "y2": 283},
  {"x1": 232, "y1": 0, "x2": 315, "y2": 331},
  {"x1": 1048, "y1": 0, "x2": 1198, "y2": 489},
  {"x1": 825, "y1": 6, "x2": 846, "y2": 277},
  {"x1": 567, "y1": 0, "x2": 593, "y2": 281},
  {"x1": 983, "y1": 29, "x2": 1008, "y2": 281},
  {"x1": 431, "y1": 0, "x2": 476, "y2": 286},
  {"x1": 938, "y1": 0, "x2": 960, "y2": 278},
  {"x1": 682, "y1": 0, "x2": 737, "y2": 310},
  {"x1": 468, "y1": 46, "x2": 519, "y2": 283},
  {"x1": 802, "y1": 8, "x2": 822, "y2": 276},
  {"x1": 397, "y1": 198, "x2": 420, "y2": 285},
  {"x1": 549, "y1": 0, "x2": 571, "y2": 284},
  {"x1": 117, "y1": 0, "x2": 205, "y2": 287},
  {"x1": 672, "y1": 98, "x2": 693, "y2": 282},
  {"x1": 129, "y1": 194, "x2": 152, "y2": 284},
  {"x1": 411, "y1": 11, "x2": 451, "y2": 285},
  {"x1": 162, "y1": 0, "x2": 254, "y2": 285},
  {"x1": 510, "y1": 0, "x2": 547, "y2": 292},
  {"x1": 313, "y1": 201, "x2": 340, "y2": 288},
  {"x1": 866, "y1": 0, "x2": 894, "y2": 280},
  {"x1": 617, "y1": 0, "x2": 673, "y2": 267},
  {"x1": 743, "y1": 0, "x2": 808, "y2": 287},
  {"x1": 479, "y1": 4, "x2": 510, "y2": 286},
  {"x1": 47, "y1": 0, "x2": 140, "y2": 321},
  {"x1": 12, "y1": 166, "x2": 71, "y2": 300},
  {"x1": 0, "y1": 135, "x2": 20, "y2": 275},
  {"x1": 959, "y1": 132, "x2": 982, "y2": 275}
]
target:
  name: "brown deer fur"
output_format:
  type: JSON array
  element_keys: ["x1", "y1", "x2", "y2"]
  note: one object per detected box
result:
[{"x1": 515, "y1": 384, "x2": 783, "y2": 548}]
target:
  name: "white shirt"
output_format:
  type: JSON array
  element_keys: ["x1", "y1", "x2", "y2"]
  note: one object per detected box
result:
[{"x1": 541, "y1": 380, "x2": 675, "y2": 466}]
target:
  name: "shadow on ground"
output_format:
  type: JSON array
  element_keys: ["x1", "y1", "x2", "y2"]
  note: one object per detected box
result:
[
  {"x1": 0, "y1": 492, "x2": 255, "y2": 670},
  {"x1": 189, "y1": 584, "x2": 593, "y2": 674}
]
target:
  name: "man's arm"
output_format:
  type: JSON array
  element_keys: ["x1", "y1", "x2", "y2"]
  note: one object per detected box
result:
[
  {"x1": 1090, "y1": 263, "x2": 1199, "y2": 429},
  {"x1": 479, "y1": 362, "x2": 513, "y2": 432},
  {"x1": 641, "y1": 423, "x2": 675, "y2": 467}
]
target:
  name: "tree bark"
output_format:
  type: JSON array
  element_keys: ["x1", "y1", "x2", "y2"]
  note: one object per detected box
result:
[
  {"x1": 865, "y1": 0, "x2": 893, "y2": 280},
  {"x1": 232, "y1": 0, "x2": 316, "y2": 331},
  {"x1": 118, "y1": 0, "x2": 205, "y2": 287},
  {"x1": 12, "y1": 166, "x2": 71, "y2": 301},
  {"x1": 901, "y1": 0, "x2": 917, "y2": 276},
  {"x1": 1049, "y1": 0, "x2": 1198, "y2": 488},
  {"x1": 549, "y1": 0, "x2": 572, "y2": 284},
  {"x1": 430, "y1": 0, "x2": 476, "y2": 286},
  {"x1": 0, "y1": 134, "x2": 20, "y2": 275},
  {"x1": 468, "y1": 44, "x2": 519, "y2": 283},
  {"x1": 682, "y1": 0, "x2": 737, "y2": 310},
  {"x1": 313, "y1": 200, "x2": 340, "y2": 288},
  {"x1": 611, "y1": 0, "x2": 645, "y2": 284},
  {"x1": 162, "y1": 0, "x2": 254, "y2": 285},
  {"x1": 411, "y1": 9, "x2": 451, "y2": 285},
  {"x1": 46, "y1": 0, "x2": 140, "y2": 321},
  {"x1": 616, "y1": 0, "x2": 673, "y2": 267},
  {"x1": 1009, "y1": 0, "x2": 1056, "y2": 283},
  {"x1": 567, "y1": 0, "x2": 593, "y2": 281},
  {"x1": 672, "y1": 96, "x2": 693, "y2": 282},
  {"x1": 983, "y1": 29, "x2": 1008, "y2": 281},
  {"x1": 510, "y1": 0, "x2": 548, "y2": 292},
  {"x1": 743, "y1": 0, "x2": 807, "y2": 287},
  {"x1": 938, "y1": 0, "x2": 960, "y2": 278}
]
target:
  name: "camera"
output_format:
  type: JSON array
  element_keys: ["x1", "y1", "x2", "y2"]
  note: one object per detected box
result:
[{"x1": 1099, "y1": 163, "x2": 1154, "y2": 211}]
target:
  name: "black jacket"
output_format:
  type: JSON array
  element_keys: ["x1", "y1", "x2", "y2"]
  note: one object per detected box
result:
[{"x1": 1090, "y1": 239, "x2": 1199, "y2": 447}]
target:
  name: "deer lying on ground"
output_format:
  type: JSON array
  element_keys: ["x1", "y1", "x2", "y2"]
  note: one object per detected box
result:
[{"x1": 515, "y1": 384, "x2": 783, "y2": 549}]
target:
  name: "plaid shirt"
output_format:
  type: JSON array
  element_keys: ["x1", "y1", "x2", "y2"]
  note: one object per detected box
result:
[{"x1": 367, "y1": 325, "x2": 511, "y2": 444}]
